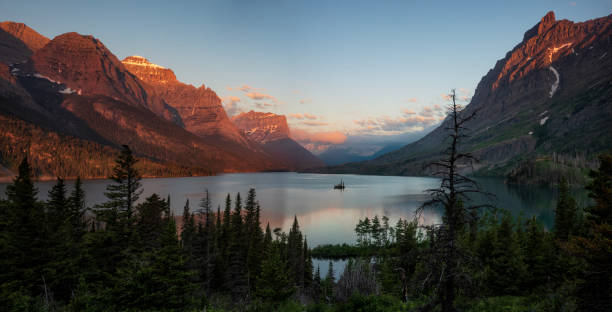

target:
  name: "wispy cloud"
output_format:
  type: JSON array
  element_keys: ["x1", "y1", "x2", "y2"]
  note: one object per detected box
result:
[
  {"x1": 299, "y1": 98, "x2": 312, "y2": 104},
  {"x1": 301, "y1": 121, "x2": 328, "y2": 126},
  {"x1": 291, "y1": 128, "x2": 347, "y2": 153},
  {"x1": 246, "y1": 91, "x2": 275, "y2": 101},
  {"x1": 221, "y1": 96, "x2": 242, "y2": 116}
]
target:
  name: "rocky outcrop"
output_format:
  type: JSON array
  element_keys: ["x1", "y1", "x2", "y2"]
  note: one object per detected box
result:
[
  {"x1": 121, "y1": 55, "x2": 252, "y2": 146},
  {"x1": 0, "y1": 24, "x2": 283, "y2": 174},
  {"x1": 0, "y1": 21, "x2": 49, "y2": 65},
  {"x1": 232, "y1": 111, "x2": 323, "y2": 169},
  {"x1": 21, "y1": 33, "x2": 178, "y2": 122},
  {"x1": 231, "y1": 111, "x2": 291, "y2": 143}
]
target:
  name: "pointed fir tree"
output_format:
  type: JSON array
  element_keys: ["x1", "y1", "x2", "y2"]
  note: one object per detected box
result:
[
  {"x1": 303, "y1": 238, "x2": 314, "y2": 288},
  {"x1": 2, "y1": 157, "x2": 49, "y2": 300},
  {"x1": 97, "y1": 145, "x2": 143, "y2": 229},
  {"x1": 554, "y1": 177, "x2": 578, "y2": 241},
  {"x1": 68, "y1": 176, "x2": 87, "y2": 237}
]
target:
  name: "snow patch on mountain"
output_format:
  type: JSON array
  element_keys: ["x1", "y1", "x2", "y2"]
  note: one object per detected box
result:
[{"x1": 548, "y1": 66, "x2": 559, "y2": 97}]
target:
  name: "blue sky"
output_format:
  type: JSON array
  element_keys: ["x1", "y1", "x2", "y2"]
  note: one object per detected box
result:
[{"x1": 1, "y1": 0, "x2": 611, "y2": 145}]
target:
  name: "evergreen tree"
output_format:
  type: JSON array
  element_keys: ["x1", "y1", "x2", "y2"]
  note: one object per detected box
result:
[
  {"x1": 255, "y1": 244, "x2": 294, "y2": 302},
  {"x1": 227, "y1": 192, "x2": 247, "y2": 299},
  {"x1": 567, "y1": 153, "x2": 612, "y2": 311},
  {"x1": 135, "y1": 194, "x2": 167, "y2": 250},
  {"x1": 523, "y1": 217, "x2": 553, "y2": 290},
  {"x1": 288, "y1": 215, "x2": 304, "y2": 286},
  {"x1": 303, "y1": 238, "x2": 314, "y2": 288},
  {"x1": 97, "y1": 145, "x2": 142, "y2": 229},
  {"x1": 47, "y1": 177, "x2": 68, "y2": 228},
  {"x1": 112, "y1": 216, "x2": 197, "y2": 310},
  {"x1": 245, "y1": 188, "x2": 263, "y2": 290},
  {"x1": 323, "y1": 261, "x2": 335, "y2": 302},
  {"x1": 371, "y1": 215, "x2": 381, "y2": 247},
  {"x1": 554, "y1": 177, "x2": 578, "y2": 241},
  {"x1": 486, "y1": 213, "x2": 526, "y2": 295},
  {"x1": 68, "y1": 177, "x2": 87, "y2": 237},
  {"x1": 1, "y1": 157, "x2": 48, "y2": 300}
]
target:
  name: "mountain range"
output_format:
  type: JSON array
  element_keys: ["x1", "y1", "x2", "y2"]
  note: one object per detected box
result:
[
  {"x1": 0, "y1": 22, "x2": 322, "y2": 179},
  {"x1": 319, "y1": 12, "x2": 612, "y2": 185}
]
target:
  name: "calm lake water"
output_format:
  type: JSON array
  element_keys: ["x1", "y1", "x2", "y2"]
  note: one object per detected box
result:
[
  {"x1": 0, "y1": 172, "x2": 590, "y2": 278},
  {"x1": 0, "y1": 172, "x2": 590, "y2": 246}
]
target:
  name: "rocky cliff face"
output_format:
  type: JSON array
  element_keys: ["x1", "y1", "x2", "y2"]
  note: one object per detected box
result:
[
  {"x1": 0, "y1": 22, "x2": 49, "y2": 65},
  {"x1": 232, "y1": 111, "x2": 323, "y2": 169},
  {"x1": 231, "y1": 111, "x2": 291, "y2": 143},
  {"x1": 121, "y1": 55, "x2": 251, "y2": 146},
  {"x1": 0, "y1": 24, "x2": 281, "y2": 175},
  {"x1": 20, "y1": 33, "x2": 179, "y2": 122},
  {"x1": 325, "y1": 12, "x2": 612, "y2": 177}
]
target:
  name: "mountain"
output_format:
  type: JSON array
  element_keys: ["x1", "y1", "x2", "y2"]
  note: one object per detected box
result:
[
  {"x1": 121, "y1": 55, "x2": 254, "y2": 148},
  {"x1": 323, "y1": 12, "x2": 612, "y2": 183},
  {"x1": 232, "y1": 111, "x2": 324, "y2": 170},
  {"x1": 0, "y1": 22, "x2": 49, "y2": 64},
  {"x1": 0, "y1": 24, "x2": 278, "y2": 178},
  {"x1": 317, "y1": 130, "x2": 432, "y2": 166}
]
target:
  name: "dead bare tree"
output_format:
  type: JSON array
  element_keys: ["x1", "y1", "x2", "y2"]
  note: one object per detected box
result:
[{"x1": 415, "y1": 89, "x2": 492, "y2": 312}]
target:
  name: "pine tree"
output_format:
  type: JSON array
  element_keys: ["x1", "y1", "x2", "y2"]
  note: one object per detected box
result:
[
  {"x1": 97, "y1": 145, "x2": 142, "y2": 229},
  {"x1": 2, "y1": 157, "x2": 48, "y2": 299},
  {"x1": 523, "y1": 217, "x2": 553, "y2": 290},
  {"x1": 47, "y1": 177, "x2": 69, "y2": 229},
  {"x1": 227, "y1": 192, "x2": 247, "y2": 299},
  {"x1": 554, "y1": 177, "x2": 578, "y2": 241},
  {"x1": 371, "y1": 215, "x2": 381, "y2": 247},
  {"x1": 487, "y1": 213, "x2": 526, "y2": 295},
  {"x1": 323, "y1": 260, "x2": 335, "y2": 302},
  {"x1": 288, "y1": 215, "x2": 304, "y2": 286},
  {"x1": 303, "y1": 238, "x2": 313, "y2": 288},
  {"x1": 255, "y1": 244, "x2": 294, "y2": 302},
  {"x1": 245, "y1": 188, "x2": 263, "y2": 290},
  {"x1": 112, "y1": 216, "x2": 197, "y2": 310},
  {"x1": 68, "y1": 177, "x2": 87, "y2": 237},
  {"x1": 567, "y1": 153, "x2": 612, "y2": 311}
]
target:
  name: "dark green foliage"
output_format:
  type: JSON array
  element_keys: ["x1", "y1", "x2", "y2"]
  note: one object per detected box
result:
[
  {"x1": 555, "y1": 177, "x2": 579, "y2": 240},
  {"x1": 567, "y1": 153, "x2": 612, "y2": 311},
  {"x1": 256, "y1": 243, "x2": 294, "y2": 302}
]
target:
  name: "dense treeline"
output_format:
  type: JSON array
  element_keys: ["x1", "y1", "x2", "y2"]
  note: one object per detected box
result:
[
  {"x1": 0, "y1": 146, "x2": 317, "y2": 311},
  {"x1": 1, "y1": 145, "x2": 611, "y2": 310},
  {"x1": 0, "y1": 115, "x2": 213, "y2": 179}
]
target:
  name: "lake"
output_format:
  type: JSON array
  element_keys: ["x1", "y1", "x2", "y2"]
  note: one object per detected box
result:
[
  {"x1": 0, "y1": 172, "x2": 590, "y2": 246},
  {"x1": 0, "y1": 172, "x2": 590, "y2": 278}
]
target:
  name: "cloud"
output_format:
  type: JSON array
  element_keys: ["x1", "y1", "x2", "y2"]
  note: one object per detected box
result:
[
  {"x1": 406, "y1": 97, "x2": 418, "y2": 103},
  {"x1": 354, "y1": 105, "x2": 445, "y2": 135},
  {"x1": 440, "y1": 93, "x2": 452, "y2": 101},
  {"x1": 221, "y1": 96, "x2": 242, "y2": 116},
  {"x1": 299, "y1": 98, "x2": 312, "y2": 104},
  {"x1": 246, "y1": 91, "x2": 275, "y2": 101},
  {"x1": 289, "y1": 113, "x2": 318, "y2": 120},
  {"x1": 570, "y1": 1, "x2": 576, "y2": 6},
  {"x1": 419, "y1": 107, "x2": 434, "y2": 117},
  {"x1": 238, "y1": 85, "x2": 254, "y2": 92},
  {"x1": 301, "y1": 121, "x2": 328, "y2": 126},
  {"x1": 291, "y1": 128, "x2": 347, "y2": 153}
]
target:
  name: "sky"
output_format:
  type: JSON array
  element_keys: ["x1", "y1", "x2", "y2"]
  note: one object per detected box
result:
[{"x1": 1, "y1": 0, "x2": 611, "y2": 151}]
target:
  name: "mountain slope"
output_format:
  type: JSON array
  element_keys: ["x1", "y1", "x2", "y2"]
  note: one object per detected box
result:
[
  {"x1": 232, "y1": 111, "x2": 324, "y2": 170},
  {"x1": 324, "y1": 12, "x2": 612, "y2": 180},
  {"x1": 121, "y1": 55, "x2": 254, "y2": 148},
  {"x1": 0, "y1": 22, "x2": 49, "y2": 65},
  {"x1": 0, "y1": 25, "x2": 278, "y2": 176}
]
